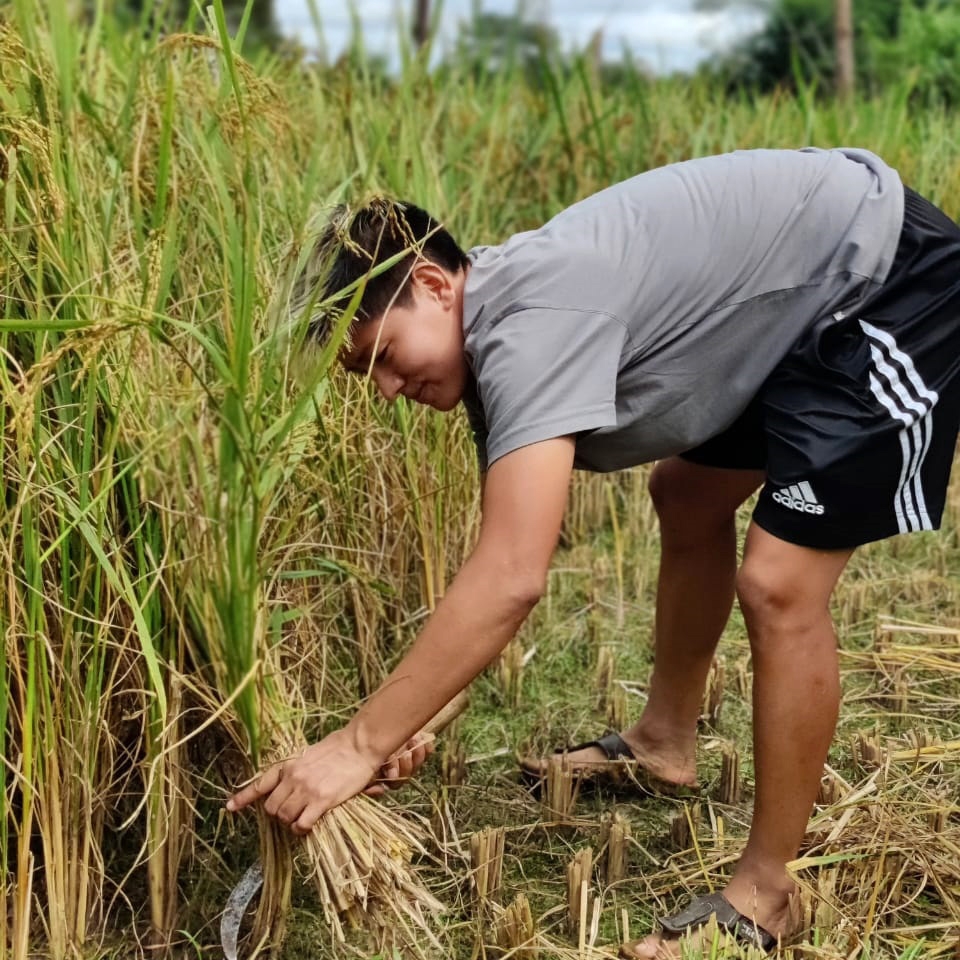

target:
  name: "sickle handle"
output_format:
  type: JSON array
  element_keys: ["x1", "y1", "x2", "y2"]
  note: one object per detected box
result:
[{"x1": 422, "y1": 689, "x2": 469, "y2": 736}]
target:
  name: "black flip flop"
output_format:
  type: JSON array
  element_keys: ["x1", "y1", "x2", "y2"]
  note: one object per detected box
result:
[
  {"x1": 619, "y1": 892, "x2": 778, "y2": 957},
  {"x1": 518, "y1": 732, "x2": 699, "y2": 795}
]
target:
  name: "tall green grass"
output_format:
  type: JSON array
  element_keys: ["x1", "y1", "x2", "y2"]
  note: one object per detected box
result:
[{"x1": 0, "y1": 3, "x2": 958, "y2": 958}]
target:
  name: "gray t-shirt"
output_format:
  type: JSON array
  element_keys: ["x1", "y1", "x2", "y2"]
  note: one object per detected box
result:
[{"x1": 461, "y1": 147, "x2": 904, "y2": 473}]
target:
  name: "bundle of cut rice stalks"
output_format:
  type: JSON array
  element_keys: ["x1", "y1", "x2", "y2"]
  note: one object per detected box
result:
[
  {"x1": 235, "y1": 692, "x2": 469, "y2": 955},
  {"x1": 299, "y1": 782, "x2": 445, "y2": 945}
]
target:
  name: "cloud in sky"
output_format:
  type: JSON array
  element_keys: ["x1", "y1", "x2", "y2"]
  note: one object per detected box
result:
[{"x1": 273, "y1": 0, "x2": 767, "y2": 73}]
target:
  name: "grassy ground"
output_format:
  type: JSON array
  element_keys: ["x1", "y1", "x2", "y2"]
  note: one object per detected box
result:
[{"x1": 212, "y1": 469, "x2": 960, "y2": 960}]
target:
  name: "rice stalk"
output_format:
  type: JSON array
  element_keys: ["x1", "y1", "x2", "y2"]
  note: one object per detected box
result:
[{"x1": 303, "y1": 792, "x2": 445, "y2": 948}]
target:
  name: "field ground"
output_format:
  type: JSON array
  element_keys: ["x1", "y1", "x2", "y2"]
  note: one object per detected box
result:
[{"x1": 203, "y1": 468, "x2": 960, "y2": 960}]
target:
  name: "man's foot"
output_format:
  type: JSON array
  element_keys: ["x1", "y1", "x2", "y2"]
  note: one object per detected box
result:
[
  {"x1": 518, "y1": 728, "x2": 698, "y2": 791},
  {"x1": 618, "y1": 879, "x2": 798, "y2": 958}
]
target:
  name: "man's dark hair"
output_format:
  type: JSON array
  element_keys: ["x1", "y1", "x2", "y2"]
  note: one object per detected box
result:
[{"x1": 291, "y1": 197, "x2": 469, "y2": 348}]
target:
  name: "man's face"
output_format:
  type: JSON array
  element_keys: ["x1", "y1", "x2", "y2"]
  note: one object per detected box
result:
[{"x1": 341, "y1": 263, "x2": 468, "y2": 412}]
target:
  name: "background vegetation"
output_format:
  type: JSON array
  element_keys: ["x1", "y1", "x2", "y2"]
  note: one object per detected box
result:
[
  {"x1": 0, "y1": 1, "x2": 958, "y2": 958},
  {"x1": 699, "y1": 0, "x2": 960, "y2": 102}
]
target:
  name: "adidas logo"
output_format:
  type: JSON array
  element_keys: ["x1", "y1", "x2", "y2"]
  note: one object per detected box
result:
[{"x1": 772, "y1": 481, "x2": 825, "y2": 515}]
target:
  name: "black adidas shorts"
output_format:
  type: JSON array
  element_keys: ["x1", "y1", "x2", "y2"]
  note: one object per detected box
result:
[{"x1": 681, "y1": 187, "x2": 960, "y2": 550}]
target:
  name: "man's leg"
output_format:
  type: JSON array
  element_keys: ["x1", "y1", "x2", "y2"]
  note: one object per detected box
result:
[
  {"x1": 622, "y1": 523, "x2": 853, "y2": 957},
  {"x1": 724, "y1": 524, "x2": 852, "y2": 921},
  {"x1": 625, "y1": 459, "x2": 765, "y2": 783},
  {"x1": 526, "y1": 458, "x2": 763, "y2": 785}
]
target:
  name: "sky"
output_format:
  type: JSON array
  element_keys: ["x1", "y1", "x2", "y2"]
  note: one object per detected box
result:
[{"x1": 272, "y1": 0, "x2": 768, "y2": 74}]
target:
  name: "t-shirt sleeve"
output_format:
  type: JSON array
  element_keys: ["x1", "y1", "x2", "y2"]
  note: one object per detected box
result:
[{"x1": 471, "y1": 307, "x2": 626, "y2": 468}]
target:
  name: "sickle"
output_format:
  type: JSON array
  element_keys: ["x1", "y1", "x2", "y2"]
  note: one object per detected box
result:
[{"x1": 220, "y1": 861, "x2": 264, "y2": 960}]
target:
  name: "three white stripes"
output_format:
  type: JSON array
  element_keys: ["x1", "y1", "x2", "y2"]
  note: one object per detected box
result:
[
  {"x1": 787, "y1": 481, "x2": 819, "y2": 505},
  {"x1": 859, "y1": 318, "x2": 938, "y2": 533}
]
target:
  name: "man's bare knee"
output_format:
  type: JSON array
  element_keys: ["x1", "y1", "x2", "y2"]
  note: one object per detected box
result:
[
  {"x1": 737, "y1": 526, "x2": 853, "y2": 651},
  {"x1": 737, "y1": 563, "x2": 794, "y2": 622},
  {"x1": 649, "y1": 458, "x2": 760, "y2": 542},
  {"x1": 736, "y1": 563, "x2": 825, "y2": 647}
]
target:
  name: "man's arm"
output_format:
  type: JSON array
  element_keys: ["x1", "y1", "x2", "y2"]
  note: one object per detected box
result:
[{"x1": 227, "y1": 436, "x2": 576, "y2": 832}]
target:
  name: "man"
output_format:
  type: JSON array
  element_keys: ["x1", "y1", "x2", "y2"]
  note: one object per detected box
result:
[{"x1": 228, "y1": 149, "x2": 960, "y2": 957}]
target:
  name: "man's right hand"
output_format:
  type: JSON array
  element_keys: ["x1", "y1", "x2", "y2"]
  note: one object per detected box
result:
[{"x1": 363, "y1": 730, "x2": 436, "y2": 796}]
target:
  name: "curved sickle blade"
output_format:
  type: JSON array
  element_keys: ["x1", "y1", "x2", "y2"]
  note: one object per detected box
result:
[{"x1": 220, "y1": 861, "x2": 264, "y2": 960}]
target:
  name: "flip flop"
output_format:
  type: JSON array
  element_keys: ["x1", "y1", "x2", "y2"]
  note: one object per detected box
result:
[
  {"x1": 618, "y1": 892, "x2": 778, "y2": 958},
  {"x1": 518, "y1": 732, "x2": 699, "y2": 796}
]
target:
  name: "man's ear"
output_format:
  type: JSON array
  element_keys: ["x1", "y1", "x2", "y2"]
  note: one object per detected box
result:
[{"x1": 412, "y1": 260, "x2": 456, "y2": 307}]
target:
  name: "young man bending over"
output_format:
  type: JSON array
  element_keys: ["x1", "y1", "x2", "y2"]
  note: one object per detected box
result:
[{"x1": 228, "y1": 149, "x2": 960, "y2": 957}]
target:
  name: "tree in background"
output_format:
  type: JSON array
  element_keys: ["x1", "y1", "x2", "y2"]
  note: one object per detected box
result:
[
  {"x1": 696, "y1": 0, "x2": 843, "y2": 91},
  {"x1": 452, "y1": 6, "x2": 561, "y2": 85},
  {"x1": 835, "y1": 0, "x2": 854, "y2": 99},
  {"x1": 413, "y1": 0, "x2": 431, "y2": 49},
  {"x1": 698, "y1": 0, "x2": 957, "y2": 103},
  {"x1": 868, "y1": 1, "x2": 960, "y2": 104}
]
